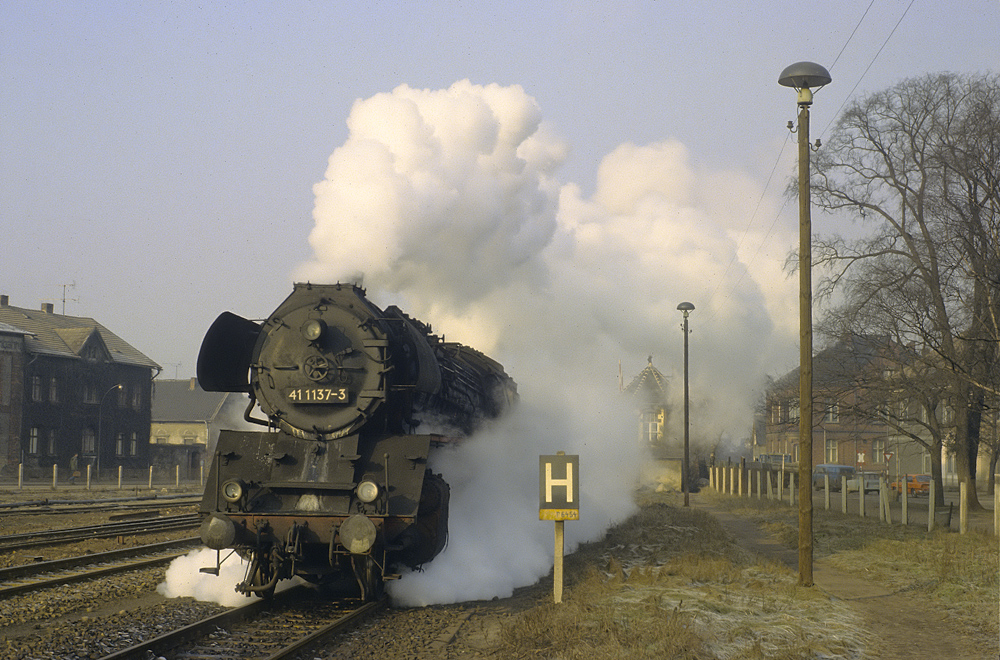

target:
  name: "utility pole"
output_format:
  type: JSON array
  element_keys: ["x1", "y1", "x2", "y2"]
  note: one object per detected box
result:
[{"x1": 779, "y1": 61, "x2": 832, "y2": 588}]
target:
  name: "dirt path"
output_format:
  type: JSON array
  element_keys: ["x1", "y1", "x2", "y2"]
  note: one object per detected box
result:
[{"x1": 690, "y1": 494, "x2": 983, "y2": 659}]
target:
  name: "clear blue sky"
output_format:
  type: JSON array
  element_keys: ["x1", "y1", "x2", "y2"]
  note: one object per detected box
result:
[{"x1": 2, "y1": 1, "x2": 997, "y2": 379}]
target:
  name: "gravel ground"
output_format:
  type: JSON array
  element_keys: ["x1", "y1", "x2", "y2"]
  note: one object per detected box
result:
[{"x1": 1, "y1": 566, "x2": 229, "y2": 659}]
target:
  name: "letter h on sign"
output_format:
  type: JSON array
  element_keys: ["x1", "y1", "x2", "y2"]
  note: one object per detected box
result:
[{"x1": 539, "y1": 454, "x2": 580, "y2": 520}]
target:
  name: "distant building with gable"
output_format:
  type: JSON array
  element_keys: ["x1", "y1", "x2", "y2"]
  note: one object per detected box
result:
[
  {"x1": 624, "y1": 357, "x2": 688, "y2": 490},
  {"x1": 149, "y1": 378, "x2": 245, "y2": 480},
  {"x1": 0, "y1": 295, "x2": 161, "y2": 479},
  {"x1": 623, "y1": 356, "x2": 671, "y2": 455}
]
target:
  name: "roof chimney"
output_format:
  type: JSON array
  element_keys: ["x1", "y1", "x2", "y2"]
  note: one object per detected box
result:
[
  {"x1": 41, "y1": 303, "x2": 54, "y2": 314},
  {"x1": 0, "y1": 295, "x2": 7, "y2": 306},
  {"x1": 189, "y1": 377, "x2": 198, "y2": 390}
]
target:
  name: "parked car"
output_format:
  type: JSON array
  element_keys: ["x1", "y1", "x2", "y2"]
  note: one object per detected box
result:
[
  {"x1": 812, "y1": 464, "x2": 856, "y2": 491},
  {"x1": 891, "y1": 474, "x2": 931, "y2": 496},
  {"x1": 846, "y1": 471, "x2": 882, "y2": 493}
]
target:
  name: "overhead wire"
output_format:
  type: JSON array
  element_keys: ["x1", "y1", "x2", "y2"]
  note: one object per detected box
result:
[
  {"x1": 701, "y1": 0, "x2": 915, "y2": 324},
  {"x1": 820, "y1": 0, "x2": 917, "y2": 139}
]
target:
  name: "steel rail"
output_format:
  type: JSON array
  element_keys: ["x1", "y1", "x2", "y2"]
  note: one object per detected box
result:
[
  {"x1": 0, "y1": 513, "x2": 200, "y2": 551},
  {"x1": 0, "y1": 537, "x2": 199, "y2": 582},
  {"x1": 99, "y1": 586, "x2": 385, "y2": 660},
  {"x1": 0, "y1": 546, "x2": 194, "y2": 598}
]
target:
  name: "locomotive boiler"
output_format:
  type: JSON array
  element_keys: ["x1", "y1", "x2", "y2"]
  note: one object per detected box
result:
[{"x1": 196, "y1": 283, "x2": 516, "y2": 600}]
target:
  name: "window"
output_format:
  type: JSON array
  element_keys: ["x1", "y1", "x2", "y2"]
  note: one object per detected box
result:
[
  {"x1": 825, "y1": 436, "x2": 838, "y2": 463},
  {"x1": 47, "y1": 430, "x2": 56, "y2": 455},
  {"x1": 823, "y1": 400, "x2": 840, "y2": 424},
  {"x1": 641, "y1": 411, "x2": 661, "y2": 445},
  {"x1": 28, "y1": 427, "x2": 40, "y2": 454},
  {"x1": 49, "y1": 377, "x2": 59, "y2": 403},
  {"x1": 32, "y1": 376, "x2": 43, "y2": 402},
  {"x1": 129, "y1": 433, "x2": 138, "y2": 456},
  {"x1": 115, "y1": 433, "x2": 124, "y2": 456},
  {"x1": 872, "y1": 438, "x2": 886, "y2": 463},
  {"x1": 82, "y1": 429, "x2": 96, "y2": 454},
  {"x1": 132, "y1": 387, "x2": 142, "y2": 409},
  {"x1": 83, "y1": 383, "x2": 98, "y2": 404}
]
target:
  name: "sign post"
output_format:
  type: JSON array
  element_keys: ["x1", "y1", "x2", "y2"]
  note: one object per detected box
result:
[{"x1": 539, "y1": 452, "x2": 579, "y2": 604}]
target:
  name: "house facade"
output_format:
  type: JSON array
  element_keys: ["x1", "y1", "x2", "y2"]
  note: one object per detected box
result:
[
  {"x1": 0, "y1": 296, "x2": 160, "y2": 479},
  {"x1": 761, "y1": 335, "x2": 931, "y2": 476}
]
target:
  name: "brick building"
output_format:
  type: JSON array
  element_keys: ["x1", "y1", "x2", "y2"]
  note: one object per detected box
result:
[{"x1": 0, "y1": 296, "x2": 160, "y2": 479}]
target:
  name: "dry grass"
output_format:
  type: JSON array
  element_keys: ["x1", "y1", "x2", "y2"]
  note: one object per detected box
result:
[
  {"x1": 707, "y1": 491, "x2": 1000, "y2": 653},
  {"x1": 490, "y1": 498, "x2": 874, "y2": 659}
]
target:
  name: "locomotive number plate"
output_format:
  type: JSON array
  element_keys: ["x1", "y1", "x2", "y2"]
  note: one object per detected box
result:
[{"x1": 285, "y1": 387, "x2": 349, "y2": 403}]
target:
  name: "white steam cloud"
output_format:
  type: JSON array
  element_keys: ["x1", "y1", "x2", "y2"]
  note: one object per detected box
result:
[
  {"x1": 296, "y1": 80, "x2": 797, "y2": 605},
  {"x1": 158, "y1": 548, "x2": 256, "y2": 607}
]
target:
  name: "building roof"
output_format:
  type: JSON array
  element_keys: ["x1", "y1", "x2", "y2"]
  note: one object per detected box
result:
[
  {"x1": 0, "y1": 321, "x2": 31, "y2": 336},
  {"x1": 624, "y1": 357, "x2": 668, "y2": 404},
  {"x1": 0, "y1": 299, "x2": 160, "y2": 369},
  {"x1": 152, "y1": 378, "x2": 235, "y2": 422},
  {"x1": 771, "y1": 333, "x2": 905, "y2": 394}
]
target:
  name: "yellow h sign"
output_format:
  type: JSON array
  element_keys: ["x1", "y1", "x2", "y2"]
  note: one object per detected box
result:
[{"x1": 539, "y1": 454, "x2": 579, "y2": 520}]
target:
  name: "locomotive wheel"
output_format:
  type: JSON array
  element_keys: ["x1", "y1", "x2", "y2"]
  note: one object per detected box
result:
[{"x1": 353, "y1": 555, "x2": 384, "y2": 602}]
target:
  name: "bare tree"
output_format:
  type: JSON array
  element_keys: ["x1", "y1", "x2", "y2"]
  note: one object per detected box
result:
[{"x1": 809, "y1": 73, "x2": 1000, "y2": 509}]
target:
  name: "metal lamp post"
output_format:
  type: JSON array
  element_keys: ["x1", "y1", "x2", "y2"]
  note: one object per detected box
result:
[
  {"x1": 97, "y1": 383, "x2": 122, "y2": 480},
  {"x1": 677, "y1": 302, "x2": 694, "y2": 507},
  {"x1": 779, "y1": 60, "x2": 831, "y2": 587}
]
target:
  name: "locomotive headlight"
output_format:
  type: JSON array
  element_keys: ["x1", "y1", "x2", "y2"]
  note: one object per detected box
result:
[
  {"x1": 356, "y1": 479, "x2": 379, "y2": 503},
  {"x1": 221, "y1": 479, "x2": 245, "y2": 503},
  {"x1": 301, "y1": 318, "x2": 326, "y2": 342}
]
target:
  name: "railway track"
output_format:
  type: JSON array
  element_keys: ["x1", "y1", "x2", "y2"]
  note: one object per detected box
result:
[
  {"x1": 0, "y1": 537, "x2": 200, "y2": 598},
  {"x1": 99, "y1": 585, "x2": 385, "y2": 660},
  {"x1": 0, "y1": 512, "x2": 201, "y2": 552},
  {"x1": 0, "y1": 493, "x2": 202, "y2": 512}
]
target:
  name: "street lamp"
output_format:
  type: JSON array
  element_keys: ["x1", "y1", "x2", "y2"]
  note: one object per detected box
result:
[
  {"x1": 677, "y1": 302, "x2": 694, "y2": 507},
  {"x1": 97, "y1": 383, "x2": 122, "y2": 479},
  {"x1": 779, "y1": 60, "x2": 831, "y2": 588}
]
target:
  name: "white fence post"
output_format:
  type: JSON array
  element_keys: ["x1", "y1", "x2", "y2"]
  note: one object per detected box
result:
[
  {"x1": 840, "y1": 476, "x2": 846, "y2": 513},
  {"x1": 960, "y1": 481, "x2": 968, "y2": 535},
  {"x1": 928, "y1": 479, "x2": 936, "y2": 532},
  {"x1": 901, "y1": 477, "x2": 908, "y2": 526}
]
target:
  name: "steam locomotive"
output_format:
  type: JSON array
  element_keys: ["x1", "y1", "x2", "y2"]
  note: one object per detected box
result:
[{"x1": 196, "y1": 283, "x2": 516, "y2": 600}]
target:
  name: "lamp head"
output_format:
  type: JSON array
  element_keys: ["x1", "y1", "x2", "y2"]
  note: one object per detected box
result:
[
  {"x1": 677, "y1": 301, "x2": 695, "y2": 316},
  {"x1": 779, "y1": 61, "x2": 832, "y2": 106}
]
